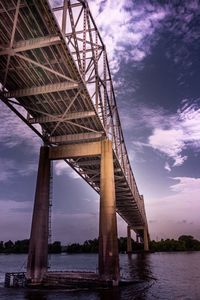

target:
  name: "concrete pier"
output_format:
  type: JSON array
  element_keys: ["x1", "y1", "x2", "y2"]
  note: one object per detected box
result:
[
  {"x1": 144, "y1": 226, "x2": 149, "y2": 251},
  {"x1": 98, "y1": 140, "x2": 120, "y2": 285},
  {"x1": 127, "y1": 225, "x2": 132, "y2": 253},
  {"x1": 136, "y1": 234, "x2": 139, "y2": 243},
  {"x1": 27, "y1": 146, "x2": 50, "y2": 282}
]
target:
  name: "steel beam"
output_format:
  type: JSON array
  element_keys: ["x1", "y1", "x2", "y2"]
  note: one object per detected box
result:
[
  {"x1": 115, "y1": 187, "x2": 130, "y2": 191},
  {"x1": 29, "y1": 111, "x2": 96, "y2": 124},
  {"x1": 75, "y1": 160, "x2": 100, "y2": 166},
  {"x1": 50, "y1": 90, "x2": 81, "y2": 135},
  {"x1": 0, "y1": 35, "x2": 61, "y2": 55},
  {"x1": 2, "y1": 81, "x2": 79, "y2": 98},
  {"x1": 15, "y1": 53, "x2": 75, "y2": 82},
  {"x1": 49, "y1": 141, "x2": 101, "y2": 160},
  {"x1": 80, "y1": 169, "x2": 99, "y2": 175},
  {"x1": 132, "y1": 226, "x2": 145, "y2": 230},
  {"x1": 49, "y1": 132, "x2": 103, "y2": 144}
]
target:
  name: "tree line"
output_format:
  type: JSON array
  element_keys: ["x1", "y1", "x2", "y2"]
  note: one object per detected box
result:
[
  {"x1": 0, "y1": 235, "x2": 200, "y2": 254},
  {"x1": 150, "y1": 235, "x2": 200, "y2": 252},
  {"x1": 0, "y1": 240, "x2": 62, "y2": 254}
]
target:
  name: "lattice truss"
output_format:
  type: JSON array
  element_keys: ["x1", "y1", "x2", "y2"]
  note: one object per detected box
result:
[{"x1": 52, "y1": 1, "x2": 129, "y2": 171}]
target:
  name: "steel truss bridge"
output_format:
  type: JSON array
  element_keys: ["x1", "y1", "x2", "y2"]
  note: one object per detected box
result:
[{"x1": 0, "y1": 0, "x2": 150, "y2": 284}]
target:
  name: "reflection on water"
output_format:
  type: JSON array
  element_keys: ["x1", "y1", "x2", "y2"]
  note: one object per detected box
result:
[
  {"x1": 120, "y1": 253, "x2": 155, "y2": 300},
  {"x1": 1, "y1": 252, "x2": 200, "y2": 299},
  {"x1": 98, "y1": 287, "x2": 121, "y2": 300},
  {"x1": 126, "y1": 253, "x2": 153, "y2": 281}
]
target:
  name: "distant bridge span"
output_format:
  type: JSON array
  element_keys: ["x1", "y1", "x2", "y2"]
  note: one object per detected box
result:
[{"x1": 0, "y1": 0, "x2": 149, "y2": 285}]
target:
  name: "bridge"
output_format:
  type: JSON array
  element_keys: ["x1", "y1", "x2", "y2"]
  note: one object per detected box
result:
[{"x1": 0, "y1": 0, "x2": 149, "y2": 286}]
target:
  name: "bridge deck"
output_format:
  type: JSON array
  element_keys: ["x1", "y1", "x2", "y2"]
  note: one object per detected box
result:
[{"x1": 0, "y1": 0, "x2": 148, "y2": 235}]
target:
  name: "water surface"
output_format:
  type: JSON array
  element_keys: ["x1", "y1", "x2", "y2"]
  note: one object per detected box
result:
[{"x1": 0, "y1": 252, "x2": 199, "y2": 299}]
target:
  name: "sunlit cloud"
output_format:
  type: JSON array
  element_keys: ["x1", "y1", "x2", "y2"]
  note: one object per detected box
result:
[
  {"x1": 54, "y1": 160, "x2": 80, "y2": 179},
  {"x1": 164, "y1": 162, "x2": 171, "y2": 172},
  {"x1": 124, "y1": 99, "x2": 200, "y2": 169},
  {"x1": 148, "y1": 99, "x2": 200, "y2": 167},
  {"x1": 148, "y1": 128, "x2": 187, "y2": 166},
  {"x1": 88, "y1": 0, "x2": 168, "y2": 72}
]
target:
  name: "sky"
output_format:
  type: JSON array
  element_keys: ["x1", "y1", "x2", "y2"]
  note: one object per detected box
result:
[{"x1": 0, "y1": 0, "x2": 200, "y2": 243}]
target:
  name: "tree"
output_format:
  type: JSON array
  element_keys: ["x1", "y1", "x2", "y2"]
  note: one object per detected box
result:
[
  {"x1": 0, "y1": 241, "x2": 4, "y2": 253},
  {"x1": 178, "y1": 235, "x2": 200, "y2": 250},
  {"x1": 4, "y1": 240, "x2": 14, "y2": 253},
  {"x1": 14, "y1": 239, "x2": 29, "y2": 253},
  {"x1": 49, "y1": 241, "x2": 62, "y2": 253}
]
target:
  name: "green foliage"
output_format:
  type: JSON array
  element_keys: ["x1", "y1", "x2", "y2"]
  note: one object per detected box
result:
[
  {"x1": 118, "y1": 237, "x2": 143, "y2": 252},
  {"x1": 49, "y1": 241, "x2": 62, "y2": 253},
  {"x1": 66, "y1": 237, "x2": 144, "y2": 253},
  {"x1": 150, "y1": 235, "x2": 200, "y2": 252},
  {"x1": 66, "y1": 239, "x2": 98, "y2": 253},
  {"x1": 4, "y1": 240, "x2": 14, "y2": 253},
  {"x1": 14, "y1": 239, "x2": 29, "y2": 253},
  {"x1": 0, "y1": 241, "x2": 4, "y2": 252}
]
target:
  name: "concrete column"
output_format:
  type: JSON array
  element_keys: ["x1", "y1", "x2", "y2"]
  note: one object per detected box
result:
[
  {"x1": 27, "y1": 146, "x2": 50, "y2": 282},
  {"x1": 127, "y1": 225, "x2": 132, "y2": 253},
  {"x1": 143, "y1": 226, "x2": 149, "y2": 251},
  {"x1": 99, "y1": 139, "x2": 120, "y2": 285},
  {"x1": 136, "y1": 234, "x2": 139, "y2": 243}
]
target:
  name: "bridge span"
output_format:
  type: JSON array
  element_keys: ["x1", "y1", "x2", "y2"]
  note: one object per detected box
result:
[{"x1": 0, "y1": 0, "x2": 150, "y2": 286}]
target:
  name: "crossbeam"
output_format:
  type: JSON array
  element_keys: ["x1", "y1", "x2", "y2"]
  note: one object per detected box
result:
[
  {"x1": 49, "y1": 132, "x2": 103, "y2": 144},
  {"x1": 49, "y1": 141, "x2": 101, "y2": 159},
  {"x1": 2, "y1": 82, "x2": 79, "y2": 98},
  {"x1": 29, "y1": 111, "x2": 96, "y2": 124},
  {"x1": 0, "y1": 35, "x2": 61, "y2": 55}
]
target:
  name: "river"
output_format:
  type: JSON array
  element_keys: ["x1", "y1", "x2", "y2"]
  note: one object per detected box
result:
[{"x1": 0, "y1": 252, "x2": 199, "y2": 299}]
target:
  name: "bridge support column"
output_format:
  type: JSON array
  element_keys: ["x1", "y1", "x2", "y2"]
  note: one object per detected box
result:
[
  {"x1": 136, "y1": 234, "x2": 139, "y2": 243},
  {"x1": 144, "y1": 226, "x2": 149, "y2": 251},
  {"x1": 127, "y1": 225, "x2": 132, "y2": 253},
  {"x1": 27, "y1": 146, "x2": 50, "y2": 282},
  {"x1": 99, "y1": 139, "x2": 120, "y2": 285}
]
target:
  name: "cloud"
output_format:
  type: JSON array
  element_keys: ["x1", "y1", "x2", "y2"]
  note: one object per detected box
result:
[
  {"x1": 54, "y1": 160, "x2": 80, "y2": 179},
  {"x1": 0, "y1": 102, "x2": 41, "y2": 151},
  {"x1": 148, "y1": 99, "x2": 200, "y2": 167},
  {"x1": 124, "y1": 99, "x2": 200, "y2": 169},
  {"x1": 88, "y1": 0, "x2": 168, "y2": 72},
  {"x1": 164, "y1": 162, "x2": 171, "y2": 172},
  {"x1": 148, "y1": 128, "x2": 187, "y2": 166},
  {"x1": 170, "y1": 177, "x2": 200, "y2": 194},
  {"x1": 120, "y1": 104, "x2": 171, "y2": 132},
  {"x1": 146, "y1": 176, "x2": 200, "y2": 240},
  {"x1": 0, "y1": 158, "x2": 37, "y2": 182},
  {"x1": 164, "y1": 1, "x2": 200, "y2": 55}
]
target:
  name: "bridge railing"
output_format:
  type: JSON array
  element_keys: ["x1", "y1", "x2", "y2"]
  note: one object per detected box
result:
[{"x1": 50, "y1": 0, "x2": 145, "y2": 219}]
